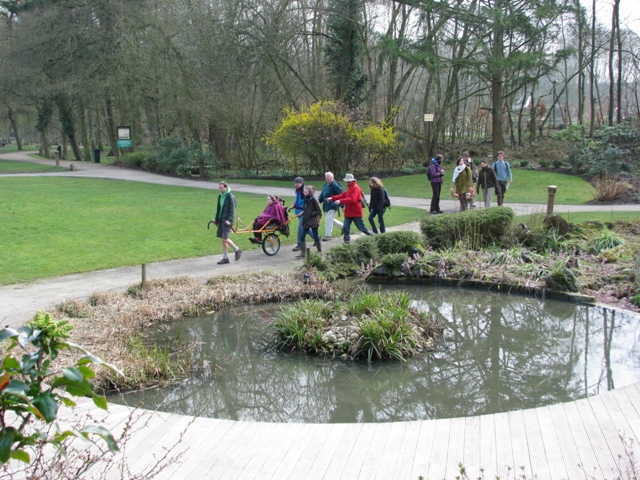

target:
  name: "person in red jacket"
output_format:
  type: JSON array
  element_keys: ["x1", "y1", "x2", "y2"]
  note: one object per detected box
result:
[{"x1": 329, "y1": 173, "x2": 373, "y2": 244}]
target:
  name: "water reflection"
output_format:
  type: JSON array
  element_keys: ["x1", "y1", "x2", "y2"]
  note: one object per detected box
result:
[{"x1": 109, "y1": 286, "x2": 640, "y2": 423}]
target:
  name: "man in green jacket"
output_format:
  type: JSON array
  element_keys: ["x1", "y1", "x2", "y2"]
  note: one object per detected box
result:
[{"x1": 213, "y1": 181, "x2": 242, "y2": 265}]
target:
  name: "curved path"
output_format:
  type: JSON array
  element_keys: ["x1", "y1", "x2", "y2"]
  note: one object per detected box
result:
[{"x1": 3, "y1": 152, "x2": 640, "y2": 479}]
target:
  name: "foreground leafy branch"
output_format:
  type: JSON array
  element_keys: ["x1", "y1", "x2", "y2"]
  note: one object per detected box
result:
[{"x1": 0, "y1": 312, "x2": 122, "y2": 466}]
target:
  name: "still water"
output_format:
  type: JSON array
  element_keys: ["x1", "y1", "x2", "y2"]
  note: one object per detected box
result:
[{"x1": 109, "y1": 285, "x2": 640, "y2": 423}]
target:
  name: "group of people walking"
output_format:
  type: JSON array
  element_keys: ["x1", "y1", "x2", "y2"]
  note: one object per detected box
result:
[
  {"x1": 428, "y1": 150, "x2": 513, "y2": 213},
  {"x1": 211, "y1": 172, "x2": 389, "y2": 264},
  {"x1": 212, "y1": 151, "x2": 512, "y2": 264}
]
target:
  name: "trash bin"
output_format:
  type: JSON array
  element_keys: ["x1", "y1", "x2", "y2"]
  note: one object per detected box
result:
[{"x1": 92, "y1": 148, "x2": 101, "y2": 163}]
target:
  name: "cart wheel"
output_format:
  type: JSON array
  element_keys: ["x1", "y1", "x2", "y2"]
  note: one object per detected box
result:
[{"x1": 262, "y1": 233, "x2": 280, "y2": 256}]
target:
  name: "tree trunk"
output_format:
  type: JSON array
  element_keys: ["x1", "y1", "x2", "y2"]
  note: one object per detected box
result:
[
  {"x1": 79, "y1": 101, "x2": 91, "y2": 162},
  {"x1": 55, "y1": 96, "x2": 82, "y2": 161},
  {"x1": 491, "y1": 22, "x2": 505, "y2": 156},
  {"x1": 104, "y1": 96, "x2": 119, "y2": 161},
  {"x1": 7, "y1": 106, "x2": 23, "y2": 150},
  {"x1": 589, "y1": 0, "x2": 597, "y2": 135}
]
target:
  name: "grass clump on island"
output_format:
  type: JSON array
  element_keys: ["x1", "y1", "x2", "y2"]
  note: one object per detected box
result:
[{"x1": 273, "y1": 288, "x2": 444, "y2": 362}]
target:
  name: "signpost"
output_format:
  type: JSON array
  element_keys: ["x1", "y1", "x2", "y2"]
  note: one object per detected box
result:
[
  {"x1": 116, "y1": 126, "x2": 132, "y2": 148},
  {"x1": 424, "y1": 113, "x2": 434, "y2": 160}
]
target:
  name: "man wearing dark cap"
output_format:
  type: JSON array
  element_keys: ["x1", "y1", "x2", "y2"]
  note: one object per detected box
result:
[{"x1": 291, "y1": 176, "x2": 305, "y2": 251}]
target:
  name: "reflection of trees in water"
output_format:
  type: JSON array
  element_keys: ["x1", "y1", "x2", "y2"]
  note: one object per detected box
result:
[{"x1": 126, "y1": 292, "x2": 640, "y2": 423}]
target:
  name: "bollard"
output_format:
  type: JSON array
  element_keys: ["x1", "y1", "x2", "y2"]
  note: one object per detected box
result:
[
  {"x1": 69, "y1": 164, "x2": 75, "y2": 171},
  {"x1": 141, "y1": 263, "x2": 147, "y2": 287},
  {"x1": 546, "y1": 185, "x2": 557, "y2": 216},
  {"x1": 55, "y1": 151, "x2": 60, "y2": 167}
]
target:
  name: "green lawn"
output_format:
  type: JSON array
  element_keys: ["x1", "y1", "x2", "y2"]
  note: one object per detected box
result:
[
  {"x1": 0, "y1": 177, "x2": 424, "y2": 284},
  {"x1": 0, "y1": 159, "x2": 67, "y2": 174},
  {"x1": 232, "y1": 169, "x2": 595, "y2": 205}
]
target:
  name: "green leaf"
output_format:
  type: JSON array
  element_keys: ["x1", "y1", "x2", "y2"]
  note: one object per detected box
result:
[
  {"x1": 3, "y1": 379, "x2": 28, "y2": 396},
  {"x1": 32, "y1": 392, "x2": 58, "y2": 423},
  {"x1": 62, "y1": 367, "x2": 84, "y2": 383},
  {"x1": 3, "y1": 356, "x2": 20, "y2": 371},
  {"x1": 0, "y1": 328, "x2": 19, "y2": 343},
  {"x1": 77, "y1": 365, "x2": 95, "y2": 379},
  {"x1": 0, "y1": 430, "x2": 14, "y2": 464},
  {"x1": 81, "y1": 425, "x2": 120, "y2": 453},
  {"x1": 91, "y1": 394, "x2": 107, "y2": 411},
  {"x1": 59, "y1": 396, "x2": 77, "y2": 407},
  {"x1": 10, "y1": 449, "x2": 30, "y2": 463}
]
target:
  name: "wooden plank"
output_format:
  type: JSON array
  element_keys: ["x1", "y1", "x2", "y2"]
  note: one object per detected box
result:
[
  {"x1": 391, "y1": 421, "x2": 421, "y2": 480},
  {"x1": 339, "y1": 423, "x2": 378, "y2": 480},
  {"x1": 153, "y1": 417, "x2": 233, "y2": 480},
  {"x1": 478, "y1": 413, "x2": 497, "y2": 476},
  {"x1": 493, "y1": 411, "x2": 514, "y2": 480},
  {"x1": 507, "y1": 409, "x2": 532, "y2": 477},
  {"x1": 242, "y1": 423, "x2": 307, "y2": 480},
  {"x1": 614, "y1": 386, "x2": 640, "y2": 442},
  {"x1": 178, "y1": 420, "x2": 256, "y2": 479},
  {"x1": 284, "y1": 424, "x2": 337, "y2": 480},
  {"x1": 354, "y1": 423, "x2": 394, "y2": 480},
  {"x1": 575, "y1": 395, "x2": 622, "y2": 479},
  {"x1": 463, "y1": 414, "x2": 481, "y2": 476},
  {"x1": 266, "y1": 423, "x2": 321, "y2": 480},
  {"x1": 373, "y1": 422, "x2": 408, "y2": 480},
  {"x1": 561, "y1": 400, "x2": 604, "y2": 479},
  {"x1": 320, "y1": 423, "x2": 363, "y2": 480},
  {"x1": 588, "y1": 392, "x2": 631, "y2": 476},
  {"x1": 423, "y1": 417, "x2": 452, "y2": 480},
  {"x1": 520, "y1": 407, "x2": 552, "y2": 479},
  {"x1": 303, "y1": 423, "x2": 350, "y2": 480},
  {"x1": 534, "y1": 405, "x2": 570, "y2": 480},
  {"x1": 212, "y1": 421, "x2": 279, "y2": 480},
  {"x1": 408, "y1": 420, "x2": 437, "y2": 480}
]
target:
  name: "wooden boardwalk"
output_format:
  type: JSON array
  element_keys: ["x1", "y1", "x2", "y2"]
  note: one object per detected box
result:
[{"x1": 56, "y1": 383, "x2": 640, "y2": 480}]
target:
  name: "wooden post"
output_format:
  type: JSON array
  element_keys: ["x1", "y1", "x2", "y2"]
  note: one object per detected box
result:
[
  {"x1": 141, "y1": 263, "x2": 147, "y2": 287},
  {"x1": 55, "y1": 151, "x2": 60, "y2": 167},
  {"x1": 547, "y1": 186, "x2": 557, "y2": 216}
]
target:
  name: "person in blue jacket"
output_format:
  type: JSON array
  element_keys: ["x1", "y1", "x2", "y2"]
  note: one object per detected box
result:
[
  {"x1": 291, "y1": 176, "x2": 306, "y2": 251},
  {"x1": 492, "y1": 151, "x2": 512, "y2": 206}
]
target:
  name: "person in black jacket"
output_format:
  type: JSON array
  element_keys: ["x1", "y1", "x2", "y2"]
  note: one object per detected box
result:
[
  {"x1": 298, "y1": 185, "x2": 322, "y2": 256},
  {"x1": 368, "y1": 176, "x2": 386, "y2": 234},
  {"x1": 476, "y1": 159, "x2": 498, "y2": 208},
  {"x1": 212, "y1": 181, "x2": 242, "y2": 264}
]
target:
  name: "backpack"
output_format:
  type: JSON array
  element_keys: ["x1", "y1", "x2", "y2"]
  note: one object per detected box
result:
[
  {"x1": 426, "y1": 166, "x2": 433, "y2": 181},
  {"x1": 383, "y1": 188, "x2": 391, "y2": 209}
]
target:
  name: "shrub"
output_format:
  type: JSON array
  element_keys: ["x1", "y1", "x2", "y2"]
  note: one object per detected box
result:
[
  {"x1": 519, "y1": 159, "x2": 529, "y2": 167},
  {"x1": 0, "y1": 312, "x2": 121, "y2": 466},
  {"x1": 374, "y1": 230, "x2": 424, "y2": 255},
  {"x1": 592, "y1": 173, "x2": 631, "y2": 201},
  {"x1": 539, "y1": 159, "x2": 550, "y2": 168},
  {"x1": 352, "y1": 235, "x2": 381, "y2": 263},
  {"x1": 121, "y1": 150, "x2": 155, "y2": 169},
  {"x1": 420, "y1": 207, "x2": 515, "y2": 250},
  {"x1": 588, "y1": 228, "x2": 625, "y2": 254},
  {"x1": 381, "y1": 253, "x2": 408, "y2": 270},
  {"x1": 552, "y1": 159, "x2": 564, "y2": 168}
]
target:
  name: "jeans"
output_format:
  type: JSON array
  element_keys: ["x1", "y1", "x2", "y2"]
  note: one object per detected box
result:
[
  {"x1": 343, "y1": 217, "x2": 370, "y2": 243},
  {"x1": 481, "y1": 187, "x2": 494, "y2": 207},
  {"x1": 368, "y1": 208, "x2": 386, "y2": 233},
  {"x1": 430, "y1": 182, "x2": 442, "y2": 213},
  {"x1": 296, "y1": 215, "x2": 304, "y2": 244},
  {"x1": 302, "y1": 227, "x2": 320, "y2": 243},
  {"x1": 496, "y1": 181, "x2": 507, "y2": 205}
]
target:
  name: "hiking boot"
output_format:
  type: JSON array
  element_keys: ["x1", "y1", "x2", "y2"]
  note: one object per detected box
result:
[
  {"x1": 249, "y1": 237, "x2": 261, "y2": 244},
  {"x1": 293, "y1": 244, "x2": 302, "y2": 252},
  {"x1": 322, "y1": 236, "x2": 332, "y2": 242},
  {"x1": 296, "y1": 242, "x2": 307, "y2": 257},
  {"x1": 235, "y1": 249, "x2": 242, "y2": 261},
  {"x1": 314, "y1": 241, "x2": 322, "y2": 252},
  {"x1": 217, "y1": 258, "x2": 230, "y2": 265}
]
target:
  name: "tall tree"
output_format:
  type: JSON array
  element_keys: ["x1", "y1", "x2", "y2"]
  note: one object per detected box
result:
[{"x1": 324, "y1": 0, "x2": 367, "y2": 106}]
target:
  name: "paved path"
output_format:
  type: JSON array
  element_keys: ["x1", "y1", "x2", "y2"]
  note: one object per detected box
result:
[{"x1": 3, "y1": 152, "x2": 640, "y2": 479}]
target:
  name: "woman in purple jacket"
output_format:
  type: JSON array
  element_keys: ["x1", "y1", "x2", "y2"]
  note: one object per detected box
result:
[
  {"x1": 428, "y1": 154, "x2": 445, "y2": 214},
  {"x1": 249, "y1": 195, "x2": 287, "y2": 243}
]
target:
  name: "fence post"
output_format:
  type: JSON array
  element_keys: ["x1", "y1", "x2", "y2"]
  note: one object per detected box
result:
[
  {"x1": 141, "y1": 263, "x2": 147, "y2": 287},
  {"x1": 547, "y1": 186, "x2": 557, "y2": 216},
  {"x1": 54, "y1": 151, "x2": 60, "y2": 167}
]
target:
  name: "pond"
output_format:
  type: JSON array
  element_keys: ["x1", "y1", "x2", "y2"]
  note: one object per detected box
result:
[{"x1": 108, "y1": 285, "x2": 640, "y2": 423}]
